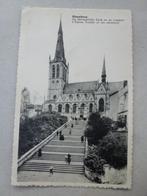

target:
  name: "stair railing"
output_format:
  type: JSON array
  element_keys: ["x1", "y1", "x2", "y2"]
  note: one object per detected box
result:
[{"x1": 17, "y1": 120, "x2": 71, "y2": 168}]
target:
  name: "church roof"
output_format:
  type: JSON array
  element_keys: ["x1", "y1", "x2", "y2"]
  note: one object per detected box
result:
[
  {"x1": 63, "y1": 81, "x2": 124, "y2": 94},
  {"x1": 109, "y1": 81, "x2": 124, "y2": 95},
  {"x1": 64, "y1": 81, "x2": 97, "y2": 94}
]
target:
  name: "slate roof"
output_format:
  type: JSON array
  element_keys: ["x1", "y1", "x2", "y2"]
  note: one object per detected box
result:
[
  {"x1": 63, "y1": 81, "x2": 124, "y2": 94},
  {"x1": 63, "y1": 81, "x2": 98, "y2": 94}
]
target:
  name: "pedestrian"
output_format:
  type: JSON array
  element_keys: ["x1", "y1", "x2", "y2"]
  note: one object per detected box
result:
[
  {"x1": 75, "y1": 117, "x2": 77, "y2": 125},
  {"x1": 49, "y1": 166, "x2": 54, "y2": 175},
  {"x1": 71, "y1": 123, "x2": 73, "y2": 128},
  {"x1": 38, "y1": 148, "x2": 42, "y2": 157},
  {"x1": 57, "y1": 130, "x2": 59, "y2": 137},
  {"x1": 65, "y1": 155, "x2": 68, "y2": 164},
  {"x1": 81, "y1": 135, "x2": 84, "y2": 143},
  {"x1": 59, "y1": 130, "x2": 62, "y2": 136},
  {"x1": 69, "y1": 127, "x2": 72, "y2": 135},
  {"x1": 67, "y1": 153, "x2": 71, "y2": 165}
]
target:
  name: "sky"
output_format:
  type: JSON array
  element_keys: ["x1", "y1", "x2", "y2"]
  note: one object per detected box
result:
[{"x1": 18, "y1": 8, "x2": 132, "y2": 104}]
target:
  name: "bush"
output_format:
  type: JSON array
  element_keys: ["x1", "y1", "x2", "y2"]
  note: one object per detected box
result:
[
  {"x1": 84, "y1": 112, "x2": 113, "y2": 145},
  {"x1": 98, "y1": 132, "x2": 127, "y2": 169},
  {"x1": 117, "y1": 115, "x2": 126, "y2": 128},
  {"x1": 84, "y1": 145, "x2": 106, "y2": 182}
]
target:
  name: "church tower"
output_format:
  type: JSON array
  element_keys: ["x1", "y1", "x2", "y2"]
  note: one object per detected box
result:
[{"x1": 48, "y1": 20, "x2": 69, "y2": 101}]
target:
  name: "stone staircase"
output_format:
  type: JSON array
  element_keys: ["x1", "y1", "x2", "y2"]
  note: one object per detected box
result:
[{"x1": 19, "y1": 120, "x2": 86, "y2": 175}]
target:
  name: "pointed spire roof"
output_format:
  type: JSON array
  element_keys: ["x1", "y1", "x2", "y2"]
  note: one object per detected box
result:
[
  {"x1": 54, "y1": 19, "x2": 66, "y2": 63},
  {"x1": 58, "y1": 19, "x2": 63, "y2": 35},
  {"x1": 101, "y1": 56, "x2": 106, "y2": 82},
  {"x1": 102, "y1": 57, "x2": 106, "y2": 76}
]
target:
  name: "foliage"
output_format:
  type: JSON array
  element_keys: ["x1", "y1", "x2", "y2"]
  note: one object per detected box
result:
[
  {"x1": 84, "y1": 146, "x2": 106, "y2": 176},
  {"x1": 18, "y1": 113, "x2": 67, "y2": 157},
  {"x1": 84, "y1": 112, "x2": 113, "y2": 145},
  {"x1": 98, "y1": 132, "x2": 127, "y2": 169},
  {"x1": 117, "y1": 115, "x2": 127, "y2": 128}
]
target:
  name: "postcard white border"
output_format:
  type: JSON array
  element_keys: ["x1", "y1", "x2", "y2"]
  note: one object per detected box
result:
[{"x1": 11, "y1": 7, "x2": 133, "y2": 189}]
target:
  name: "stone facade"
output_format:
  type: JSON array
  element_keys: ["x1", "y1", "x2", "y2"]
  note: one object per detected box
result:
[{"x1": 44, "y1": 20, "x2": 128, "y2": 122}]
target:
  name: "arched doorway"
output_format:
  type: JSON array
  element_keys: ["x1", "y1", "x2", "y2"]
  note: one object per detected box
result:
[
  {"x1": 80, "y1": 103, "x2": 85, "y2": 118},
  {"x1": 48, "y1": 104, "x2": 52, "y2": 113},
  {"x1": 99, "y1": 98, "x2": 104, "y2": 112},
  {"x1": 65, "y1": 104, "x2": 70, "y2": 113},
  {"x1": 89, "y1": 103, "x2": 93, "y2": 113},
  {"x1": 58, "y1": 104, "x2": 62, "y2": 113}
]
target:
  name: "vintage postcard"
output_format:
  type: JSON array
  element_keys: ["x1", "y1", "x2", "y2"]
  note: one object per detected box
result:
[{"x1": 12, "y1": 7, "x2": 133, "y2": 188}]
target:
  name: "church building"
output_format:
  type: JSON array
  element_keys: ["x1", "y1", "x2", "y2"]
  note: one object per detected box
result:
[{"x1": 43, "y1": 20, "x2": 128, "y2": 122}]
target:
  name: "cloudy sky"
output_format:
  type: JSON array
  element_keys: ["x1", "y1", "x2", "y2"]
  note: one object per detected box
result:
[{"x1": 18, "y1": 8, "x2": 132, "y2": 104}]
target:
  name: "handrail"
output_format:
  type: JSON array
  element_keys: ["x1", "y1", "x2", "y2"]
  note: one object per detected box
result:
[{"x1": 17, "y1": 120, "x2": 71, "y2": 168}]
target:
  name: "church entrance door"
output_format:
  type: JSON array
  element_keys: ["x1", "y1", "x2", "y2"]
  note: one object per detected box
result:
[{"x1": 79, "y1": 103, "x2": 85, "y2": 119}]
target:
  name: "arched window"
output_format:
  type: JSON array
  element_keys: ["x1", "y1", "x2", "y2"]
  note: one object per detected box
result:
[
  {"x1": 81, "y1": 103, "x2": 85, "y2": 112},
  {"x1": 99, "y1": 98, "x2": 104, "y2": 112},
  {"x1": 89, "y1": 103, "x2": 93, "y2": 113},
  {"x1": 58, "y1": 104, "x2": 62, "y2": 113},
  {"x1": 63, "y1": 67, "x2": 66, "y2": 81},
  {"x1": 48, "y1": 104, "x2": 52, "y2": 112},
  {"x1": 52, "y1": 65, "x2": 55, "y2": 78},
  {"x1": 76, "y1": 94, "x2": 80, "y2": 99},
  {"x1": 80, "y1": 103, "x2": 85, "y2": 117},
  {"x1": 65, "y1": 104, "x2": 70, "y2": 113},
  {"x1": 64, "y1": 68, "x2": 66, "y2": 81},
  {"x1": 57, "y1": 64, "x2": 60, "y2": 78},
  {"x1": 53, "y1": 95, "x2": 57, "y2": 100},
  {"x1": 73, "y1": 104, "x2": 76, "y2": 113}
]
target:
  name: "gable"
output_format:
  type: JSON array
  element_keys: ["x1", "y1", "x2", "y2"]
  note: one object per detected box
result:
[{"x1": 97, "y1": 83, "x2": 106, "y2": 94}]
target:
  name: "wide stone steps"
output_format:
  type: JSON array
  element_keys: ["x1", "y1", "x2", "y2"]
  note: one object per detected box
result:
[
  {"x1": 50, "y1": 140, "x2": 84, "y2": 146},
  {"x1": 62, "y1": 136, "x2": 81, "y2": 141},
  {"x1": 32, "y1": 151, "x2": 84, "y2": 162},
  {"x1": 20, "y1": 162, "x2": 84, "y2": 174},
  {"x1": 19, "y1": 121, "x2": 86, "y2": 174},
  {"x1": 62, "y1": 131, "x2": 84, "y2": 136},
  {"x1": 43, "y1": 145, "x2": 84, "y2": 153}
]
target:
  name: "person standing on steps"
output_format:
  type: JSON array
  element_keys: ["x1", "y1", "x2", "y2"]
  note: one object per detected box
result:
[
  {"x1": 67, "y1": 153, "x2": 71, "y2": 165},
  {"x1": 81, "y1": 135, "x2": 84, "y2": 143},
  {"x1": 49, "y1": 166, "x2": 54, "y2": 175},
  {"x1": 38, "y1": 148, "x2": 42, "y2": 158},
  {"x1": 69, "y1": 128, "x2": 71, "y2": 135}
]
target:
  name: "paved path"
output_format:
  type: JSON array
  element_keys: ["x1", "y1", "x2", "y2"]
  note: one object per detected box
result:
[{"x1": 18, "y1": 120, "x2": 90, "y2": 183}]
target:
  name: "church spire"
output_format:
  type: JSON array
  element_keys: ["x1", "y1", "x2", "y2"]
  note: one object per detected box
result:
[
  {"x1": 101, "y1": 56, "x2": 106, "y2": 83},
  {"x1": 54, "y1": 19, "x2": 66, "y2": 63}
]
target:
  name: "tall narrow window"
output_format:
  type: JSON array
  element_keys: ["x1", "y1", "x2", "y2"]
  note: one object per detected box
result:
[
  {"x1": 48, "y1": 104, "x2": 52, "y2": 113},
  {"x1": 63, "y1": 67, "x2": 66, "y2": 81},
  {"x1": 64, "y1": 68, "x2": 66, "y2": 81},
  {"x1": 89, "y1": 103, "x2": 93, "y2": 113},
  {"x1": 73, "y1": 104, "x2": 76, "y2": 113},
  {"x1": 99, "y1": 98, "x2": 104, "y2": 112},
  {"x1": 65, "y1": 104, "x2": 70, "y2": 113},
  {"x1": 52, "y1": 65, "x2": 55, "y2": 78},
  {"x1": 58, "y1": 104, "x2": 62, "y2": 113},
  {"x1": 57, "y1": 64, "x2": 60, "y2": 78}
]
